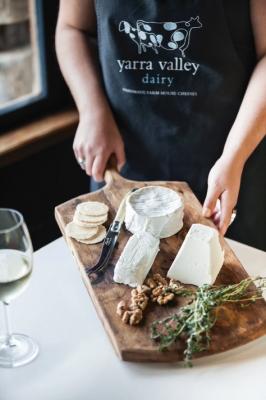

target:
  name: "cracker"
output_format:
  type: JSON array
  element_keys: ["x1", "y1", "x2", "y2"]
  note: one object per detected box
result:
[
  {"x1": 79, "y1": 210, "x2": 107, "y2": 219},
  {"x1": 77, "y1": 201, "x2": 109, "y2": 217},
  {"x1": 76, "y1": 225, "x2": 106, "y2": 244},
  {"x1": 65, "y1": 221, "x2": 98, "y2": 240},
  {"x1": 74, "y1": 210, "x2": 108, "y2": 224},
  {"x1": 73, "y1": 213, "x2": 107, "y2": 227}
]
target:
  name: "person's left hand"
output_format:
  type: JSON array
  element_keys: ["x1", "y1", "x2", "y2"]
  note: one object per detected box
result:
[{"x1": 202, "y1": 155, "x2": 244, "y2": 235}]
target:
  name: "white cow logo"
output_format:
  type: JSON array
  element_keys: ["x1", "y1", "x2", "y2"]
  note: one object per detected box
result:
[{"x1": 119, "y1": 17, "x2": 202, "y2": 57}]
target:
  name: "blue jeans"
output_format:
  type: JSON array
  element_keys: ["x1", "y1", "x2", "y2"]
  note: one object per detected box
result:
[{"x1": 89, "y1": 178, "x2": 105, "y2": 192}]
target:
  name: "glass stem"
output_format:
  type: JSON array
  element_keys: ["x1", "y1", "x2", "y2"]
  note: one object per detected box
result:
[{"x1": 3, "y1": 302, "x2": 14, "y2": 347}]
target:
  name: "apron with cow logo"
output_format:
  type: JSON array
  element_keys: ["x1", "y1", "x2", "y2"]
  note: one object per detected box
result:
[{"x1": 93, "y1": 0, "x2": 266, "y2": 250}]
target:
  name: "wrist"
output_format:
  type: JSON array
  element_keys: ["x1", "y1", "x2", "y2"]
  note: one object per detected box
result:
[
  {"x1": 220, "y1": 150, "x2": 246, "y2": 171},
  {"x1": 221, "y1": 132, "x2": 248, "y2": 170},
  {"x1": 79, "y1": 103, "x2": 110, "y2": 125},
  {"x1": 222, "y1": 126, "x2": 254, "y2": 169}
]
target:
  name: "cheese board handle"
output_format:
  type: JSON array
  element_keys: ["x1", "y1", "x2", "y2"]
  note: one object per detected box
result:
[{"x1": 104, "y1": 154, "x2": 125, "y2": 185}]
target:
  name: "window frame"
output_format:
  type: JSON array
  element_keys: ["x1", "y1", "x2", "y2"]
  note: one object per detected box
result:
[
  {"x1": 0, "y1": 0, "x2": 72, "y2": 133},
  {"x1": 0, "y1": 0, "x2": 47, "y2": 117}
]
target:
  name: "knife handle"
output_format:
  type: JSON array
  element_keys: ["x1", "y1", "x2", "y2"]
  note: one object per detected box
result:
[
  {"x1": 113, "y1": 191, "x2": 132, "y2": 224},
  {"x1": 104, "y1": 155, "x2": 124, "y2": 186}
]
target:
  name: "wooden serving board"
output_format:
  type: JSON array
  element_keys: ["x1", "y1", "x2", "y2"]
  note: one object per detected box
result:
[{"x1": 55, "y1": 167, "x2": 266, "y2": 362}]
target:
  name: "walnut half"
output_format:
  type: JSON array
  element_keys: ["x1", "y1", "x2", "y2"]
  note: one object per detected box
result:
[
  {"x1": 116, "y1": 273, "x2": 182, "y2": 327},
  {"x1": 157, "y1": 292, "x2": 175, "y2": 305},
  {"x1": 131, "y1": 289, "x2": 149, "y2": 310},
  {"x1": 117, "y1": 300, "x2": 127, "y2": 317},
  {"x1": 121, "y1": 308, "x2": 143, "y2": 326},
  {"x1": 116, "y1": 296, "x2": 145, "y2": 326}
]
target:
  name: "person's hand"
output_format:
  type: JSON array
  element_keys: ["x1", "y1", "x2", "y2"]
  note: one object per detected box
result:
[
  {"x1": 73, "y1": 112, "x2": 126, "y2": 181},
  {"x1": 202, "y1": 155, "x2": 244, "y2": 235}
]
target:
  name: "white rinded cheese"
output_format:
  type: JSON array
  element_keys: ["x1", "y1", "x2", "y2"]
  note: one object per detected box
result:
[
  {"x1": 125, "y1": 186, "x2": 184, "y2": 238},
  {"x1": 113, "y1": 231, "x2": 160, "y2": 287},
  {"x1": 167, "y1": 224, "x2": 224, "y2": 286}
]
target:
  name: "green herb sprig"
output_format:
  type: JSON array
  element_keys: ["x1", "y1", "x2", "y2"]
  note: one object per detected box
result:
[{"x1": 151, "y1": 277, "x2": 266, "y2": 366}]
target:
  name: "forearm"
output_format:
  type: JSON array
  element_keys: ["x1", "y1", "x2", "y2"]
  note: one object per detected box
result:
[
  {"x1": 55, "y1": 24, "x2": 110, "y2": 120},
  {"x1": 222, "y1": 55, "x2": 266, "y2": 167}
]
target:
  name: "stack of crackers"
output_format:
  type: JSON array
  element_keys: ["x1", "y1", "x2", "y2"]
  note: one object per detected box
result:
[{"x1": 66, "y1": 201, "x2": 109, "y2": 244}]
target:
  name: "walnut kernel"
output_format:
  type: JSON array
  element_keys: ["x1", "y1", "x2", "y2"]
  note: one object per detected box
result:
[
  {"x1": 129, "y1": 309, "x2": 143, "y2": 325},
  {"x1": 157, "y1": 292, "x2": 175, "y2": 305},
  {"x1": 122, "y1": 310, "x2": 131, "y2": 324},
  {"x1": 153, "y1": 273, "x2": 168, "y2": 286},
  {"x1": 146, "y1": 278, "x2": 157, "y2": 289},
  {"x1": 116, "y1": 300, "x2": 127, "y2": 317}
]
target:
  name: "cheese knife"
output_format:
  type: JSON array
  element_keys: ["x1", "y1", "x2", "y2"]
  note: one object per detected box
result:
[{"x1": 85, "y1": 188, "x2": 137, "y2": 283}]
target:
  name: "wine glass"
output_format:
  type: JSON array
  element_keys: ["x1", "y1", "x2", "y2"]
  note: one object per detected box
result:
[{"x1": 0, "y1": 208, "x2": 39, "y2": 368}]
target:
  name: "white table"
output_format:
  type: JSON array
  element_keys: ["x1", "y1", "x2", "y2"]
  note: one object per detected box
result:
[{"x1": 0, "y1": 237, "x2": 266, "y2": 400}]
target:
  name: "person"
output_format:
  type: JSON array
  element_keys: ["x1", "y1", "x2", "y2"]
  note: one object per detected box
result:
[{"x1": 55, "y1": 0, "x2": 266, "y2": 251}]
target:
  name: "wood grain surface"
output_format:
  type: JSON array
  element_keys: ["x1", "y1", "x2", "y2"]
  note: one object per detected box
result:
[
  {"x1": 0, "y1": 109, "x2": 78, "y2": 167},
  {"x1": 55, "y1": 165, "x2": 266, "y2": 362}
]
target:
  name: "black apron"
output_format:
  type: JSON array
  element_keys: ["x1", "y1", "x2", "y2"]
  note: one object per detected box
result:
[{"x1": 93, "y1": 0, "x2": 266, "y2": 251}]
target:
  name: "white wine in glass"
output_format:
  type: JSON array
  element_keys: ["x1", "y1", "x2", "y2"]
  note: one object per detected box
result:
[{"x1": 0, "y1": 208, "x2": 39, "y2": 368}]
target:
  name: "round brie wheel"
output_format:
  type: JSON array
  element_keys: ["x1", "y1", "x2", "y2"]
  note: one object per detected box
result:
[{"x1": 125, "y1": 186, "x2": 184, "y2": 238}]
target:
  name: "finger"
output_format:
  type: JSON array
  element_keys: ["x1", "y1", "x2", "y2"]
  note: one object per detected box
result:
[
  {"x1": 92, "y1": 153, "x2": 109, "y2": 182},
  {"x1": 211, "y1": 199, "x2": 221, "y2": 226},
  {"x1": 219, "y1": 191, "x2": 234, "y2": 236},
  {"x1": 72, "y1": 138, "x2": 78, "y2": 159},
  {"x1": 73, "y1": 143, "x2": 83, "y2": 163},
  {"x1": 115, "y1": 145, "x2": 126, "y2": 171},
  {"x1": 73, "y1": 145, "x2": 79, "y2": 161},
  {"x1": 74, "y1": 145, "x2": 87, "y2": 171},
  {"x1": 202, "y1": 184, "x2": 221, "y2": 218},
  {"x1": 212, "y1": 210, "x2": 221, "y2": 228},
  {"x1": 214, "y1": 198, "x2": 221, "y2": 214},
  {"x1": 85, "y1": 154, "x2": 94, "y2": 177}
]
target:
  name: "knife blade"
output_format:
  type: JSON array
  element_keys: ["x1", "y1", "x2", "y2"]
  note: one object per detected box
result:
[{"x1": 85, "y1": 188, "x2": 137, "y2": 281}]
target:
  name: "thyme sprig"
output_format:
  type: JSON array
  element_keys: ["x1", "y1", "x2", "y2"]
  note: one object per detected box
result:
[{"x1": 151, "y1": 277, "x2": 266, "y2": 365}]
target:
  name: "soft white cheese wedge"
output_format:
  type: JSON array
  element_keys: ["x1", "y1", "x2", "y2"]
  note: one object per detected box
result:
[
  {"x1": 167, "y1": 223, "x2": 224, "y2": 286},
  {"x1": 125, "y1": 186, "x2": 184, "y2": 238},
  {"x1": 113, "y1": 231, "x2": 160, "y2": 287}
]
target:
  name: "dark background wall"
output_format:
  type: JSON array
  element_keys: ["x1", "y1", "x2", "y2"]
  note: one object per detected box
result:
[
  {"x1": 0, "y1": 1, "x2": 90, "y2": 250},
  {"x1": 0, "y1": 138, "x2": 89, "y2": 250}
]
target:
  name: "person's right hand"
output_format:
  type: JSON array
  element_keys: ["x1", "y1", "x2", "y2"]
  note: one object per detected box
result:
[{"x1": 73, "y1": 112, "x2": 126, "y2": 182}]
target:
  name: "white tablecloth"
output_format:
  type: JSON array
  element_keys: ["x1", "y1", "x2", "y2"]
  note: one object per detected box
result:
[{"x1": 0, "y1": 237, "x2": 266, "y2": 400}]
